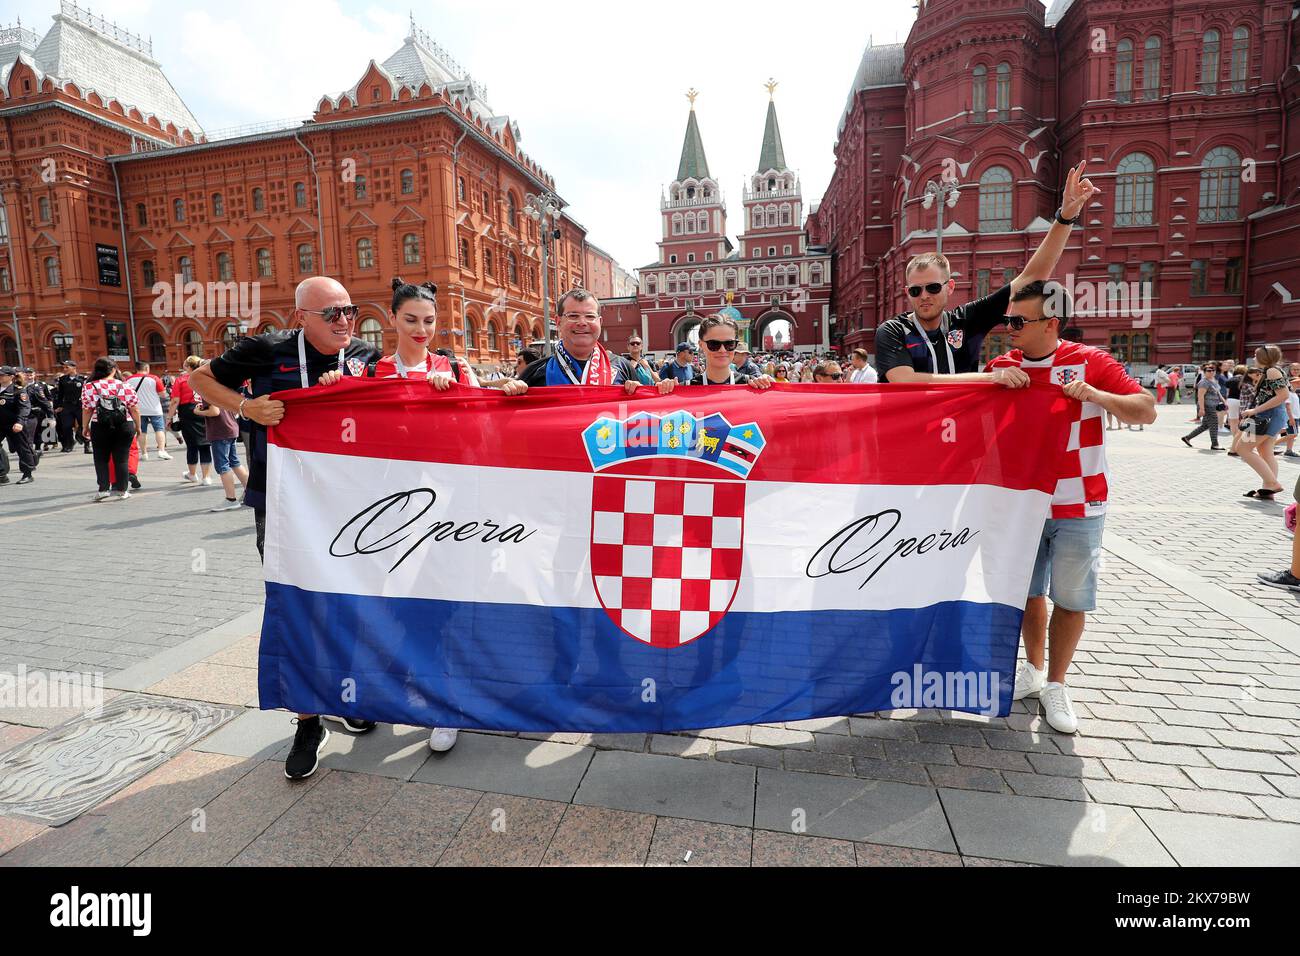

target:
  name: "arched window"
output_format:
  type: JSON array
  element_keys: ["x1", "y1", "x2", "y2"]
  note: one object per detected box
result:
[
  {"x1": 754, "y1": 207, "x2": 766, "y2": 228},
  {"x1": 179, "y1": 255, "x2": 193, "y2": 283},
  {"x1": 725, "y1": 269, "x2": 737, "y2": 290},
  {"x1": 458, "y1": 237, "x2": 470, "y2": 270},
  {"x1": 212, "y1": 193, "x2": 224, "y2": 217},
  {"x1": 972, "y1": 65, "x2": 987, "y2": 122},
  {"x1": 255, "y1": 248, "x2": 272, "y2": 277},
  {"x1": 354, "y1": 176, "x2": 367, "y2": 200},
  {"x1": 672, "y1": 213, "x2": 683, "y2": 235},
  {"x1": 294, "y1": 182, "x2": 307, "y2": 208},
  {"x1": 1115, "y1": 153, "x2": 1155, "y2": 226},
  {"x1": 465, "y1": 317, "x2": 479, "y2": 352},
  {"x1": 1198, "y1": 146, "x2": 1240, "y2": 222},
  {"x1": 1115, "y1": 39, "x2": 1133, "y2": 102},
  {"x1": 487, "y1": 324, "x2": 499, "y2": 353},
  {"x1": 251, "y1": 188, "x2": 264, "y2": 212},
  {"x1": 697, "y1": 211, "x2": 709, "y2": 232},
  {"x1": 978, "y1": 166, "x2": 1013, "y2": 232},
  {"x1": 507, "y1": 193, "x2": 518, "y2": 228},
  {"x1": 136, "y1": 203, "x2": 147, "y2": 227},
  {"x1": 297, "y1": 243, "x2": 313, "y2": 273},
  {"x1": 357, "y1": 237, "x2": 374, "y2": 269},
  {"x1": 995, "y1": 63, "x2": 1011, "y2": 121},
  {"x1": 146, "y1": 332, "x2": 166, "y2": 365},
  {"x1": 400, "y1": 169, "x2": 414, "y2": 194},
  {"x1": 1201, "y1": 30, "x2": 1220, "y2": 94},
  {"x1": 1230, "y1": 26, "x2": 1249, "y2": 92},
  {"x1": 403, "y1": 233, "x2": 420, "y2": 265},
  {"x1": 508, "y1": 251, "x2": 519, "y2": 284},
  {"x1": 781, "y1": 204, "x2": 792, "y2": 225},
  {"x1": 0, "y1": 336, "x2": 18, "y2": 367},
  {"x1": 359, "y1": 317, "x2": 384, "y2": 352},
  {"x1": 457, "y1": 177, "x2": 466, "y2": 202},
  {"x1": 767, "y1": 204, "x2": 778, "y2": 224},
  {"x1": 216, "y1": 251, "x2": 233, "y2": 280},
  {"x1": 173, "y1": 198, "x2": 185, "y2": 222},
  {"x1": 141, "y1": 259, "x2": 156, "y2": 286},
  {"x1": 685, "y1": 214, "x2": 695, "y2": 234},
  {"x1": 1143, "y1": 37, "x2": 1161, "y2": 100},
  {"x1": 183, "y1": 328, "x2": 203, "y2": 359}
]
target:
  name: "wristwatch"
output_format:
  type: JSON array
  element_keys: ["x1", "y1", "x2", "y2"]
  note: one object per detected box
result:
[{"x1": 1054, "y1": 207, "x2": 1080, "y2": 226}]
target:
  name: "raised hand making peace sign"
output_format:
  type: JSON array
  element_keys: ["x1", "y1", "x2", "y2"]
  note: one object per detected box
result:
[{"x1": 1060, "y1": 159, "x2": 1101, "y2": 221}]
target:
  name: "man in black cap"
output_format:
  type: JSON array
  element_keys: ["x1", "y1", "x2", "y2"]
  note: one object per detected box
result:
[
  {"x1": 0, "y1": 366, "x2": 36, "y2": 484},
  {"x1": 53, "y1": 359, "x2": 88, "y2": 453},
  {"x1": 23, "y1": 367, "x2": 54, "y2": 456},
  {"x1": 660, "y1": 342, "x2": 697, "y2": 384}
]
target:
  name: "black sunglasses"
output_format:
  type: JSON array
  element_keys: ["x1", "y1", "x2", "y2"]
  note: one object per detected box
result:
[
  {"x1": 703, "y1": 339, "x2": 738, "y2": 352},
  {"x1": 907, "y1": 282, "x2": 945, "y2": 298},
  {"x1": 628, "y1": 341, "x2": 642, "y2": 347},
  {"x1": 302, "y1": 305, "x2": 360, "y2": 323},
  {"x1": 816, "y1": 372, "x2": 844, "y2": 380},
  {"x1": 1003, "y1": 314, "x2": 1053, "y2": 331}
]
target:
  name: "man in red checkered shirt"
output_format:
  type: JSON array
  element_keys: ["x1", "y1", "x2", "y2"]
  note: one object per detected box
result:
[{"x1": 985, "y1": 281, "x2": 1155, "y2": 734}]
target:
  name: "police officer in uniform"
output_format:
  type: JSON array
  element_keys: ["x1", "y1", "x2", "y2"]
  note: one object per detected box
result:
[
  {"x1": 0, "y1": 366, "x2": 36, "y2": 483},
  {"x1": 53, "y1": 359, "x2": 88, "y2": 453},
  {"x1": 23, "y1": 367, "x2": 54, "y2": 457}
]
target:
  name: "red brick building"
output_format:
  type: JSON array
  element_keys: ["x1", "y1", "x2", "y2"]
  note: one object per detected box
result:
[
  {"x1": 0, "y1": 4, "x2": 601, "y2": 374},
  {"x1": 635, "y1": 89, "x2": 832, "y2": 354},
  {"x1": 815, "y1": 0, "x2": 1300, "y2": 369}
]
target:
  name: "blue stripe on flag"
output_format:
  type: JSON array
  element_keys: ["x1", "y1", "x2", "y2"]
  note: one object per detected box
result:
[{"x1": 259, "y1": 582, "x2": 1021, "y2": 733}]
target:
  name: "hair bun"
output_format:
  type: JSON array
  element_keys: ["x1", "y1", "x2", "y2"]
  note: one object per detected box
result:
[
  {"x1": 391, "y1": 277, "x2": 406, "y2": 292},
  {"x1": 421, "y1": 281, "x2": 438, "y2": 294}
]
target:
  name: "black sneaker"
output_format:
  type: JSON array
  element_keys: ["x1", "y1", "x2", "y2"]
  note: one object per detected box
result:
[
  {"x1": 1180, "y1": 436, "x2": 1192, "y2": 447},
  {"x1": 324, "y1": 715, "x2": 377, "y2": 734},
  {"x1": 284, "y1": 717, "x2": 329, "y2": 780},
  {"x1": 1257, "y1": 569, "x2": 1300, "y2": 593},
  {"x1": 128, "y1": 474, "x2": 141, "y2": 490},
  {"x1": 16, "y1": 475, "x2": 33, "y2": 484}
]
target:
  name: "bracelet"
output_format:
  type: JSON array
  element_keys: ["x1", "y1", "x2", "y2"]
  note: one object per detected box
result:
[
  {"x1": 238, "y1": 398, "x2": 246, "y2": 418},
  {"x1": 1054, "y1": 207, "x2": 1080, "y2": 226}
]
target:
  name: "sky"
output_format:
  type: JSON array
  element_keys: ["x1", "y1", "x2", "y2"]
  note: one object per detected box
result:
[{"x1": 4, "y1": 0, "x2": 997, "y2": 271}]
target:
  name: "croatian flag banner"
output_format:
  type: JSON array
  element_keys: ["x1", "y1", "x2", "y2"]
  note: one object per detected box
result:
[{"x1": 259, "y1": 380, "x2": 1072, "y2": 732}]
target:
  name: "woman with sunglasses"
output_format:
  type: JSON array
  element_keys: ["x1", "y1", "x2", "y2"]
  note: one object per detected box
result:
[
  {"x1": 1181, "y1": 364, "x2": 1225, "y2": 450},
  {"x1": 1238, "y1": 347, "x2": 1290, "y2": 500},
  {"x1": 680, "y1": 314, "x2": 774, "y2": 388}
]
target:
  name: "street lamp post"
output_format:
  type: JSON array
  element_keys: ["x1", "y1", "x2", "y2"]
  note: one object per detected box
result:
[
  {"x1": 525, "y1": 190, "x2": 562, "y2": 354},
  {"x1": 921, "y1": 178, "x2": 961, "y2": 254}
]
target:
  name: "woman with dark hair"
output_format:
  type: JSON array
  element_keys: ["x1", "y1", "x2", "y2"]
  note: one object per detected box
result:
[
  {"x1": 1238, "y1": 346, "x2": 1290, "y2": 500},
  {"x1": 679, "y1": 314, "x2": 774, "y2": 388},
  {"x1": 1226, "y1": 363, "x2": 1248, "y2": 455},
  {"x1": 80, "y1": 357, "x2": 141, "y2": 500},
  {"x1": 172, "y1": 354, "x2": 213, "y2": 485},
  {"x1": 369, "y1": 278, "x2": 526, "y2": 397}
]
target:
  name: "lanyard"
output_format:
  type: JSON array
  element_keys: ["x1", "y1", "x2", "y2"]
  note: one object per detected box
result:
[
  {"x1": 554, "y1": 345, "x2": 588, "y2": 385},
  {"x1": 393, "y1": 351, "x2": 428, "y2": 379},
  {"x1": 910, "y1": 312, "x2": 955, "y2": 375},
  {"x1": 297, "y1": 330, "x2": 344, "y2": 389},
  {"x1": 703, "y1": 370, "x2": 735, "y2": 385}
]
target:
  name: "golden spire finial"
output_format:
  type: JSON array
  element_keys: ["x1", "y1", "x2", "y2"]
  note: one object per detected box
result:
[
  {"x1": 764, "y1": 78, "x2": 778, "y2": 100},
  {"x1": 686, "y1": 88, "x2": 699, "y2": 108}
]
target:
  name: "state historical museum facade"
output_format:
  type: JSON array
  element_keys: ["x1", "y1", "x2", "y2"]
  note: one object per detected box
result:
[
  {"x1": 0, "y1": 4, "x2": 596, "y2": 374},
  {"x1": 814, "y1": 0, "x2": 1300, "y2": 367}
]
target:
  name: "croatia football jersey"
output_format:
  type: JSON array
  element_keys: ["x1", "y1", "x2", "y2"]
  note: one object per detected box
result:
[
  {"x1": 986, "y1": 340, "x2": 1143, "y2": 519},
  {"x1": 372, "y1": 352, "x2": 480, "y2": 386}
]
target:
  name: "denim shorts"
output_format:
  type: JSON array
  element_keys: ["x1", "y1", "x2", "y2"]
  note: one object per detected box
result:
[
  {"x1": 139, "y1": 414, "x2": 166, "y2": 433},
  {"x1": 1028, "y1": 515, "x2": 1105, "y2": 612},
  {"x1": 210, "y1": 437, "x2": 240, "y2": 475},
  {"x1": 1252, "y1": 404, "x2": 1288, "y2": 438}
]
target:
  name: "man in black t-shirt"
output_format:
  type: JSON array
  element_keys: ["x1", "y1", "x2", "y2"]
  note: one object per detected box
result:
[
  {"x1": 187, "y1": 276, "x2": 379, "y2": 780},
  {"x1": 875, "y1": 159, "x2": 1099, "y2": 385}
]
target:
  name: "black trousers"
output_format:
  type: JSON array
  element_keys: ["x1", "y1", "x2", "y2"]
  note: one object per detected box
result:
[
  {"x1": 56, "y1": 407, "x2": 84, "y2": 450},
  {"x1": 23, "y1": 418, "x2": 44, "y2": 464},
  {"x1": 91, "y1": 420, "x2": 135, "y2": 492},
  {"x1": 4, "y1": 425, "x2": 37, "y2": 476}
]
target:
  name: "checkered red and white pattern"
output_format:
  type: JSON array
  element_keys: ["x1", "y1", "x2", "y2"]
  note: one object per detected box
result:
[
  {"x1": 590, "y1": 475, "x2": 745, "y2": 647},
  {"x1": 986, "y1": 340, "x2": 1144, "y2": 519},
  {"x1": 80, "y1": 377, "x2": 140, "y2": 423}
]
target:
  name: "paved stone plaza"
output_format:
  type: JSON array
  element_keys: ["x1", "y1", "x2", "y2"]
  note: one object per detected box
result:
[{"x1": 2, "y1": 404, "x2": 1298, "y2": 866}]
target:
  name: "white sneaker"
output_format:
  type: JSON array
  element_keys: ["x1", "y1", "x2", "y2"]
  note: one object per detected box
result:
[
  {"x1": 181, "y1": 472, "x2": 198, "y2": 483},
  {"x1": 201, "y1": 476, "x2": 214, "y2": 486},
  {"x1": 210, "y1": 499, "x2": 242, "y2": 512},
  {"x1": 141, "y1": 452, "x2": 150, "y2": 461},
  {"x1": 428, "y1": 728, "x2": 459, "y2": 752},
  {"x1": 94, "y1": 491, "x2": 111, "y2": 501},
  {"x1": 1040, "y1": 682, "x2": 1079, "y2": 734},
  {"x1": 156, "y1": 450, "x2": 172, "y2": 460},
  {"x1": 1013, "y1": 660, "x2": 1047, "y2": 701},
  {"x1": 114, "y1": 490, "x2": 132, "y2": 501}
]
